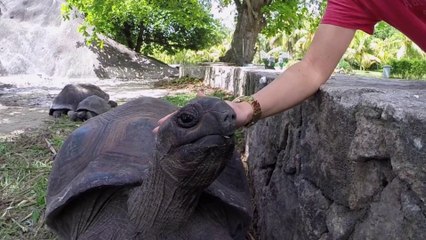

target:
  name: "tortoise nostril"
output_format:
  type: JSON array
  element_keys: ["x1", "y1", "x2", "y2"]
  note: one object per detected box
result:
[{"x1": 223, "y1": 113, "x2": 236, "y2": 122}]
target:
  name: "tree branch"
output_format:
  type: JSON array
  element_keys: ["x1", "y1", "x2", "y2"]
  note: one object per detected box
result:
[
  {"x1": 122, "y1": 22, "x2": 134, "y2": 50},
  {"x1": 234, "y1": 0, "x2": 242, "y2": 13}
]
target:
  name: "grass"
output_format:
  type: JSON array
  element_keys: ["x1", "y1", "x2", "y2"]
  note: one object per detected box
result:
[
  {"x1": 352, "y1": 70, "x2": 383, "y2": 78},
  {"x1": 0, "y1": 79, "x2": 244, "y2": 239},
  {"x1": 155, "y1": 76, "x2": 204, "y2": 90},
  {"x1": 163, "y1": 93, "x2": 197, "y2": 107},
  {"x1": 351, "y1": 70, "x2": 426, "y2": 80},
  {"x1": 0, "y1": 118, "x2": 81, "y2": 240},
  {"x1": 161, "y1": 89, "x2": 236, "y2": 107}
]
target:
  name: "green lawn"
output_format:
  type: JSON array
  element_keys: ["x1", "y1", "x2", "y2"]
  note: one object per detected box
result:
[{"x1": 351, "y1": 70, "x2": 383, "y2": 78}]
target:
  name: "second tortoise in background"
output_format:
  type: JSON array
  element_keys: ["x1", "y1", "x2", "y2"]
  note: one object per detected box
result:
[{"x1": 49, "y1": 83, "x2": 117, "y2": 121}]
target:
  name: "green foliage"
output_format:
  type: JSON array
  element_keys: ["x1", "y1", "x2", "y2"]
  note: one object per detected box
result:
[
  {"x1": 336, "y1": 59, "x2": 353, "y2": 73},
  {"x1": 253, "y1": 5, "x2": 424, "y2": 74},
  {"x1": 253, "y1": 0, "x2": 325, "y2": 63},
  {"x1": 262, "y1": 0, "x2": 325, "y2": 37},
  {"x1": 154, "y1": 37, "x2": 231, "y2": 64},
  {"x1": 343, "y1": 29, "x2": 426, "y2": 72},
  {"x1": 345, "y1": 31, "x2": 382, "y2": 70},
  {"x1": 63, "y1": 0, "x2": 225, "y2": 54},
  {"x1": 373, "y1": 22, "x2": 398, "y2": 40},
  {"x1": 262, "y1": 0, "x2": 301, "y2": 36},
  {"x1": 389, "y1": 59, "x2": 426, "y2": 80},
  {"x1": 412, "y1": 60, "x2": 426, "y2": 79}
]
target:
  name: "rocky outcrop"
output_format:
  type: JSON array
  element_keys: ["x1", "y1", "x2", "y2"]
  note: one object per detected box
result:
[
  {"x1": 182, "y1": 63, "x2": 426, "y2": 240},
  {"x1": 246, "y1": 75, "x2": 426, "y2": 240},
  {"x1": 0, "y1": 0, "x2": 177, "y2": 79}
]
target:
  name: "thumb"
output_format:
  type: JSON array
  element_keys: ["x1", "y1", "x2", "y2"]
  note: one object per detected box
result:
[
  {"x1": 152, "y1": 111, "x2": 176, "y2": 133},
  {"x1": 225, "y1": 100, "x2": 253, "y2": 128}
]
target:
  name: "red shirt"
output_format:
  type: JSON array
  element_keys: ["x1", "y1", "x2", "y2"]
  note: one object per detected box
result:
[{"x1": 322, "y1": 0, "x2": 426, "y2": 51}]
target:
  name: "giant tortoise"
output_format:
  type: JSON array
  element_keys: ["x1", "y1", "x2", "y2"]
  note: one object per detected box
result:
[
  {"x1": 67, "y1": 95, "x2": 114, "y2": 121},
  {"x1": 45, "y1": 96, "x2": 252, "y2": 239},
  {"x1": 49, "y1": 84, "x2": 114, "y2": 118}
]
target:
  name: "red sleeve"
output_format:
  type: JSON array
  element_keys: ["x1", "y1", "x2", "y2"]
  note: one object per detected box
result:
[{"x1": 321, "y1": 0, "x2": 379, "y2": 34}]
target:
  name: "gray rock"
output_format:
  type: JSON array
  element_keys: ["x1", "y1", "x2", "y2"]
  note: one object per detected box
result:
[
  {"x1": 244, "y1": 74, "x2": 426, "y2": 239},
  {"x1": 400, "y1": 188, "x2": 426, "y2": 239},
  {"x1": 0, "y1": 0, "x2": 178, "y2": 79},
  {"x1": 326, "y1": 203, "x2": 365, "y2": 240},
  {"x1": 352, "y1": 179, "x2": 405, "y2": 240},
  {"x1": 295, "y1": 178, "x2": 331, "y2": 239}
]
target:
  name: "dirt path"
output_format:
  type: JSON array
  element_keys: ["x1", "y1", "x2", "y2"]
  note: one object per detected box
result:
[{"x1": 0, "y1": 75, "x2": 185, "y2": 139}]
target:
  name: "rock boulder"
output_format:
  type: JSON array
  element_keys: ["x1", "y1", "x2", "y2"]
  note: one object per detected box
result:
[
  {"x1": 0, "y1": 0, "x2": 177, "y2": 79},
  {"x1": 247, "y1": 75, "x2": 426, "y2": 240}
]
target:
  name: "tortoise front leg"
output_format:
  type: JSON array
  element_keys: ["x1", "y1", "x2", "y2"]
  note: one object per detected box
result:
[
  {"x1": 85, "y1": 111, "x2": 97, "y2": 120},
  {"x1": 52, "y1": 109, "x2": 67, "y2": 118}
]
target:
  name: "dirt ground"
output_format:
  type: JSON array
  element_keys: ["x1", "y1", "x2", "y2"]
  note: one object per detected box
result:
[{"x1": 0, "y1": 75, "x2": 188, "y2": 139}]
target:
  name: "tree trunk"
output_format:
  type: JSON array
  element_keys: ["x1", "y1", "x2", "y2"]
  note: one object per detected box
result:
[
  {"x1": 135, "y1": 22, "x2": 145, "y2": 53},
  {"x1": 122, "y1": 22, "x2": 135, "y2": 50},
  {"x1": 220, "y1": 0, "x2": 271, "y2": 66}
]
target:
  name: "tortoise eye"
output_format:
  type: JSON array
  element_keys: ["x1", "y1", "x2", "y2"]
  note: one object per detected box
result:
[{"x1": 176, "y1": 109, "x2": 199, "y2": 128}]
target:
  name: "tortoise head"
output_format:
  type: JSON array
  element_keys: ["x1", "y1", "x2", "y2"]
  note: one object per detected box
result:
[{"x1": 156, "y1": 96, "x2": 236, "y2": 188}]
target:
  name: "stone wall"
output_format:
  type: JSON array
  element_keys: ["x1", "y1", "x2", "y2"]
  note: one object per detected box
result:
[{"x1": 181, "y1": 64, "x2": 426, "y2": 240}]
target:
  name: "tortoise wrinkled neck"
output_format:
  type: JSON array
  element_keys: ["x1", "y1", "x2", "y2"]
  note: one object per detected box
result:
[{"x1": 128, "y1": 156, "x2": 204, "y2": 236}]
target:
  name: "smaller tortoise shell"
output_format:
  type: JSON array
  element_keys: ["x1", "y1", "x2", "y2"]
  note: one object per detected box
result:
[{"x1": 75, "y1": 95, "x2": 112, "y2": 115}]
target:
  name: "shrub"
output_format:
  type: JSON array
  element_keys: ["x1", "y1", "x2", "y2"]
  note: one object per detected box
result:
[
  {"x1": 411, "y1": 59, "x2": 426, "y2": 79},
  {"x1": 337, "y1": 60, "x2": 353, "y2": 73},
  {"x1": 389, "y1": 58, "x2": 426, "y2": 80}
]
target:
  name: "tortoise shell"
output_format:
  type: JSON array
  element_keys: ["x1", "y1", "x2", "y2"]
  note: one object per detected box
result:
[{"x1": 75, "y1": 95, "x2": 112, "y2": 115}]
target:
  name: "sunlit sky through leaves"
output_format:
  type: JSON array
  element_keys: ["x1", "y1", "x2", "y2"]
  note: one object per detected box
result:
[{"x1": 211, "y1": 1, "x2": 236, "y2": 30}]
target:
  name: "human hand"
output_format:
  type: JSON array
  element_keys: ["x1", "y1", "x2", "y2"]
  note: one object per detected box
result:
[
  {"x1": 152, "y1": 111, "x2": 175, "y2": 133},
  {"x1": 224, "y1": 100, "x2": 253, "y2": 128}
]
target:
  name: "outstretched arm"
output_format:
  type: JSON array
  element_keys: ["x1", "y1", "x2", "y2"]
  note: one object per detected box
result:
[
  {"x1": 230, "y1": 24, "x2": 356, "y2": 127},
  {"x1": 154, "y1": 24, "x2": 355, "y2": 132}
]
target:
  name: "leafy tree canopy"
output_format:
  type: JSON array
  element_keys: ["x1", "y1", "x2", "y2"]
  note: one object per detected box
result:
[
  {"x1": 208, "y1": 0, "x2": 325, "y2": 35},
  {"x1": 62, "y1": 0, "x2": 225, "y2": 54},
  {"x1": 262, "y1": 0, "x2": 325, "y2": 36},
  {"x1": 373, "y1": 22, "x2": 398, "y2": 40}
]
